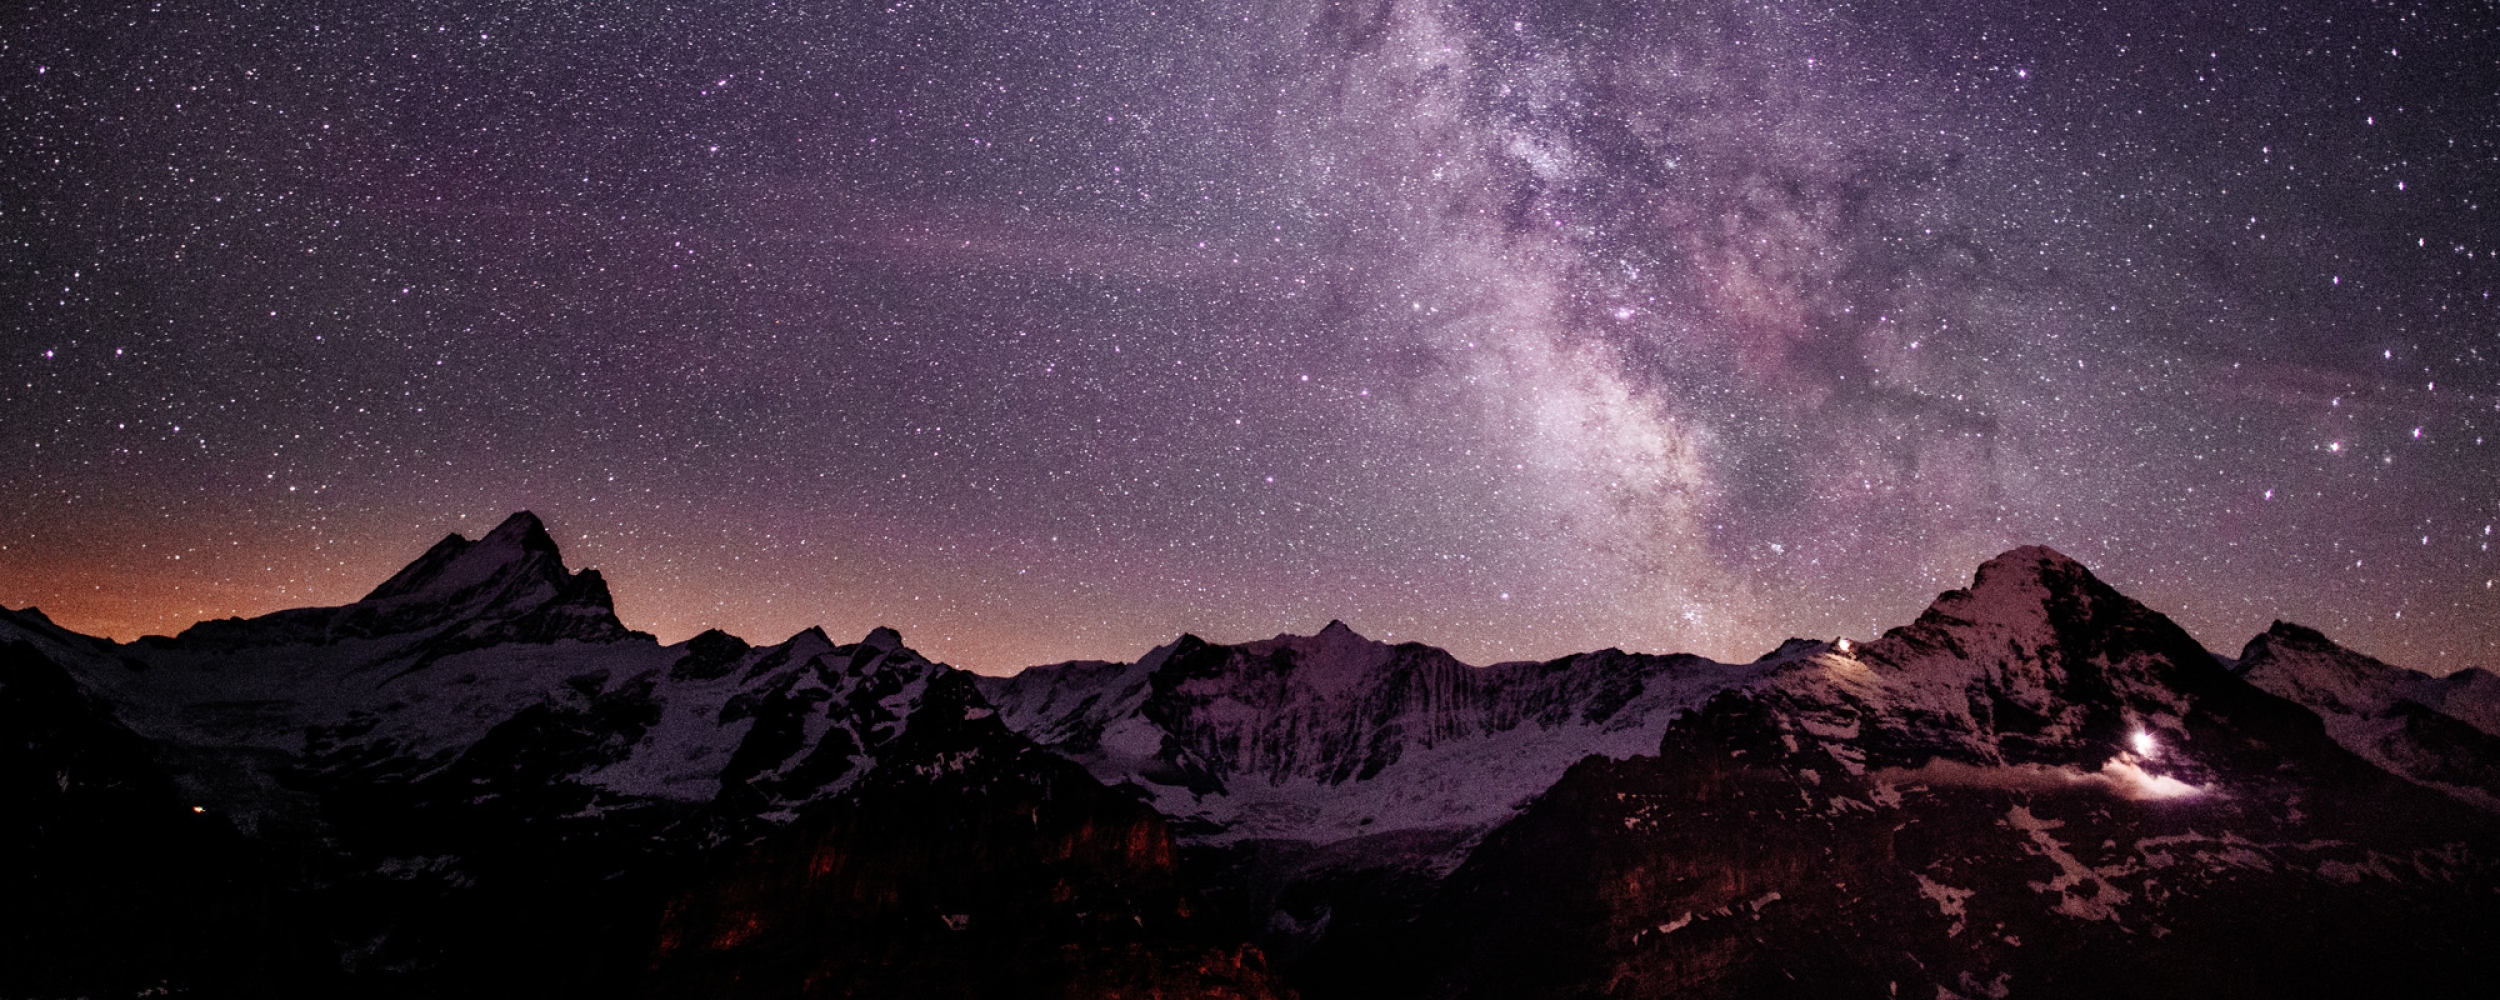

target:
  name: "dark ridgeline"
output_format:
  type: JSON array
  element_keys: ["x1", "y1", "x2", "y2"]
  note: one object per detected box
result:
[
  {"x1": 3, "y1": 518, "x2": 2495, "y2": 998},
  {"x1": 2, "y1": 513, "x2": 1282, "y2": 1000}
]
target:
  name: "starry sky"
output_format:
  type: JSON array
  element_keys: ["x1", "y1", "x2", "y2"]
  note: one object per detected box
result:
[{"x1": 4, "y1": 0, "x2": 2495, "y2": 674}]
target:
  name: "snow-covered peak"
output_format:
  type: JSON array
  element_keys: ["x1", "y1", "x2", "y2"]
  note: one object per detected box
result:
[
  {"x1": 2237, "y1": 622, "x2": 2413, "y2": 718},
  {"x1": 978, "y1": 627, "x2": 1778, "y2": 846},
  {"x1": 1228, "y1": 619, "x2": 1398, "y2": 698},
  {"x1": 1758, "y1": 637, "x2": 1837, "y2": 661},
  {"x1": 1863, "y1": 545, "x2": 2191, "y2": 679},
  {"x1": 2240, "y1": 621, "x2": 2500, "y2": 740},
  {"x1": 858, "y1": 626, "x2": 906, "y2": 653},
  {"x1": 2233, "y1": 621, "x2": 2500, "y2": 810},
  {"x1": 1917, "y1": 545, "x2": 2086, "y2": 637},
  {"x1": 360, "y1": 511, "x2": 566, "y2": 606},
  {"x1": 1790, "y1": 546, "x2": 2225, "y2": 768}
]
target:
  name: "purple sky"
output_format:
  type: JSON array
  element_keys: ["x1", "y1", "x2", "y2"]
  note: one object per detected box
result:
[{"x1": 5, "y1": 1, "x2": 2494, "y2": 673}]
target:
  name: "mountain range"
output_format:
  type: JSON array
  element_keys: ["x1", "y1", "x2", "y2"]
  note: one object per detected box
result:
[{"x1": 5, "y1": 512, "x2": 2495, "y2": 998}]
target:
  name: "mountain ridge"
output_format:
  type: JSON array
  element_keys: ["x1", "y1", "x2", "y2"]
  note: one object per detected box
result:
[
  {"x1": 4, "y1": 513, "x2": 2495, "y2": 999},
  {"x1": 2236, "y1": 620, "x2": 2500, "y2": 811}
]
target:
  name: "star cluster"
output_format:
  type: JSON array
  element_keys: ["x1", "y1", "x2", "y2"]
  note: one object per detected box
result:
[{"x1": 4, "y1": 0, "x2": 2494, "y2": 672}]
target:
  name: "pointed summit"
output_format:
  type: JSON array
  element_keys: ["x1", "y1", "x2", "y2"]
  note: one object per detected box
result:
[
  {"x1": 1845, "y1": 545, "x2": 2232, "y2": 762},
  {"x1": 1883, "y1": 544, "x2": 2125, "y2": 647},
  {"x1": 340, "y1": 511, "x2": 637, "y2": 646},
  {"x1": 2237, "y1": 620, "x2": 2500, "y2": 736},
  {"x1": 2238, "y1": 620, "x2": 2343, "y2": 661},
  {"x1": 1971, "y1": 543, "x2": 2089, "y2": 580},
  {"x1": 361, "y1": 511, "x2": 567, "y2": 606},
  {"x1": 859, "y1": 626, "x2": 906, "y2": 653},
  {"x1": 475, "y1": 509, "x2": 562, "y2": 562},
  {"x1": 1957, "y1": 545, "x2": 2096, "y2": 618},
  {"x1": 2238, "y1": 620, "x2": 2500, "y2": 808},
  {"x1": 168, "y1": 511, "x2": 636, "y2": 649}
]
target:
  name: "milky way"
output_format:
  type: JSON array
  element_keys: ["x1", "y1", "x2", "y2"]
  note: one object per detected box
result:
[{"x1": 4, "y1": 1, "x2": 2495, "y2": 672}]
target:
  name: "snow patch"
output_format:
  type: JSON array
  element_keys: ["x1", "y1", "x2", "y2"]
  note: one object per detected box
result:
[
  {"x1": 1916, "y1": 873, "x2": 1975, "y2": 936},
  {"x1": 2317, "y1": 855, "x2": 2399, "y2": 884},
  {"x1": 2007, "y1": 806, "x2": 2129, "y2": 922}
]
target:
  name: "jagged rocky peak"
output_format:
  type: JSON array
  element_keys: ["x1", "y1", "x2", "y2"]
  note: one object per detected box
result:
[
  {"x1": 822, "y1": 625, "x2": 944, "y2": 677},
  {"x1": 1919, "y1": 544, "x2": 2092, "y2": 632},
  {"x1": 1257, "y1": 618, "x2": 1379, "y2": 652},
  {"x1": 160, "y1": 510, "x2": 638, "y2": 648},
  {"x1": 350, "y1": 510, "x2": 643, "y2": 645},
  {"x1": 1789, "y1": 546, "x2": 2246, "y2": 771},
  {"x1": 360, "y1": 510, "x2": 567, "y2": 605},
  {"x1": 1861, "y1": 545, "x2": 2214, "y2": 682},
  {"x1": 723, "y1": 624, "x2": 936, "y2": 690}
]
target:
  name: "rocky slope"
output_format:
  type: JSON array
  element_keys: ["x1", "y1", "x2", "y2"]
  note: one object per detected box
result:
[{"x1": 2236, "y1": 620, "x2": 2500, "y2": 809}]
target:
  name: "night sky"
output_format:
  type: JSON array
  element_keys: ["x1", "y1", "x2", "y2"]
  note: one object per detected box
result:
[{"x1": 4, "y1": 1, "x2": 2494, "y2": 674}]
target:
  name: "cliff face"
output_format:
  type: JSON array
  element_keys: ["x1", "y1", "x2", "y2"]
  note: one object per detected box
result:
[
  {"x1": 977, "y1": 622, "x2": 1789, "y2": 979},
  {"x1": 979, "y1": 621, "x2": 1780, "y2": 847},
  {"x1": 159, "y1": 512, "x2": 641, "y2": 653}
]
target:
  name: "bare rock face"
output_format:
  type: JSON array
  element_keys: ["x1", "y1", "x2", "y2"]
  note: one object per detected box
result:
[{"x1": 980, "y1": 621, "x2": 1774, "y2": 847}]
